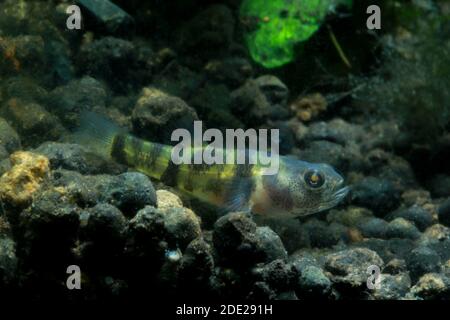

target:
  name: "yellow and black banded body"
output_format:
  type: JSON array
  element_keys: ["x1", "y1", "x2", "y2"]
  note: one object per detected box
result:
[
  {"x1": 110, "y1": 133, "x2": 263, "y2": 210},
  {"x1": 76, "y1": 112, "x2": 349, "y2": 217}
]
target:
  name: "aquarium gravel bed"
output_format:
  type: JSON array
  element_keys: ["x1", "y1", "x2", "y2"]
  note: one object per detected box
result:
[{"x1": 0, "y1": 0, "x2": 449, "y2": 302}]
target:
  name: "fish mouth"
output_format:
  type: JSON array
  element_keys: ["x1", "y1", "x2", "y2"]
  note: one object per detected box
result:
[{"x1": 334, "y1": 186, "x2": 350, "y2": 202}]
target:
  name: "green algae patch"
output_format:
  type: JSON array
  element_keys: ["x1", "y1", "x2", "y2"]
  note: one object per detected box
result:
[{"x1": 240, "y1": 0, "x2": 352, "y2": 68}]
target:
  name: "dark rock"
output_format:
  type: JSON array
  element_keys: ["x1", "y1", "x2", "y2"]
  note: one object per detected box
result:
[
  {"x1": 296, "y1": 265, "x2": 332, "y2": 299},
  {"x1": 76, "y1": 0, "x2": 135, "y2": 35},
  {"x1": 34, "y1": 142, "x2": 124, "y2": 175},
  {"x1": 50, "y1": 170, "x2": 156, "y2": 217},
  {"x1": 350, "y1": 177, "x2": 402, "y2": 217},
  {"x1": 230, "y1": 76, "x2": 290, "y2": 126},
  {"x1": 299, "y1": 140, "x2": 362, "y2": 174},
  {"x1": 427, "y1": 174, "x2": 450, "y2": 198},
  {"x1": 361, "y1": 148, "x2": 417, "y2": 193},
  {"x1": 77, "y1": 37, "x2": 143, "y2": 92},
  {"x1": 304, "y1": 119, "x2": 364, "y2": 146},
  {"x1": 159, "y1": 206, "x2": 202, "y2": 250},
  {"x1": 177, "y1": 5, "x2": 234, "y2": 59},
  {"x1": 2, "y1": 76, "x2": 48, "y2": 104},
  {"x1": 252, "y1": 259, "x2": 297, "y2": 292},
  {"x1": 94, "y1": 172, "x2": 157, "y2": 217},
  {"x1": 177, "y1": 238, "x2": 214, "y2": 294},
  {"x1": 302, "y1": 219, "x2": 348, "y2": 248},
  {"x1": 290, "y1": 252, "x2": 321, "y2": 271},
  {"x1": 189, "y1": 84, "x2": 241, "y2": 130},
  {"x1": 213, "y1": 212, "x2": 286, "y2": 268},
  {"x1": 384, "y1": 258, "x2": 407, "y2": 274},
  {"x1": 0, "y1": 158, "x2": 11, "y2": 177},
  {"x1": 125, "y1": 206, "x2": 168, "y2": 260},
  {"x1": 0, "y1": 237, "x2": 17, "y2": 287},
  {"x1": 371, "y1": 273, "x2": 411, "y2": 300},
  {"x1": 409, "y1": 273, "x2": 450, "y2": 299},
  {"x1": 406, "y1": 246, "x2": 441, "y2": 282},
  {"x1": 0, "y1": 117, "x2": 21, "y2": 153},
  {"x1": 230, "y1": 79, "x2": 272, "y2": 126},
  {"x1": 276, "y1": 291, "x2": 298, "y2": 300},
  {"x1": 82, "y1": 203, "x2": 127, "y2": 245},
  {"x1": 47, "y1": 76, "x2": 107, "y2": 126},
  {"x1": 253, "y1": 75, "x2": 289, "y2": 108},
  {"x1": 357, "y1": 217, "x2": 389, "y2": 239},
  {"x1": 254, "y1": 226, "x2": 288, "y2": 262},
  {"x1": 247, "y1": 281, "x2": 276, "y2": 300},
  {"x1": 324, "y1": 248, "x2": 384, "y2": 289},
  {"x1": 204, "y1": 57, "x2": 253, "y2": 89},
  {"x1": 327, "y1": 207, "x2": 373, "y2": 228},
  {"x1": 387, "y1": 205, "x2": 433, "y2": 231},
  {"x1": 0, "y1": 35, "x2": 45, "y2": 76},
  {"x1": 386, "y1": 218, "x2": 421, "y2": 240},
  {"x1": 355, "y1": 238, "x2": 415, "y2": 263},
  {"x1": 438, "y1": 198, "x2": 450, "y2": 227},
  {"x1": 153, "y1": 62, "x2": 203, "y2": 100},
  {"x1": 2, "y1": 98, "x2": 65, "y2": 147},
  {"x1": 0, "y1": 145, "x2": 8, "y2": 161},
  {"x1": 18, "y1": 189, "x2": 80, "y2": 268},
  {"x1": 132, "y1": 87, "x2": 199, "y2": 144}
]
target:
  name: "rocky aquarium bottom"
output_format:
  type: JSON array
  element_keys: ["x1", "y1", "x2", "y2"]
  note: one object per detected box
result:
[{"x1": 0, "y1": 0, "x2": 450, "y2": 305}]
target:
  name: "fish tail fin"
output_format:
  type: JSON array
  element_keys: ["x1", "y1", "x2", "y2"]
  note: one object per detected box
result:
[{"x1": 73, "y1": 111, "x2": 123, "y2": 159}]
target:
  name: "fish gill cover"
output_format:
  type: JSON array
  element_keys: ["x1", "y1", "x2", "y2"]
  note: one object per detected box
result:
[{"x1": 239, "y1": 0, "x2": 353, "y2": 68}]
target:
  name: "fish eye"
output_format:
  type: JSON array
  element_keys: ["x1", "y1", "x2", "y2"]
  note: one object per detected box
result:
[{"x1": 304, "y1": 170, "x2": 325, "y2": 188}]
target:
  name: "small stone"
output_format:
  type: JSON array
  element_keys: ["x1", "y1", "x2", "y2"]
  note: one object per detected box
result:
[
  {"x1": 422, "y1": 224, "x2": 450, "y2": 242},
  {"x1": 95, "y1": 172, "x2": 157, "y2": 217},
  {"x1": 230, "y1": 76, "x2": 288, "y2": 126},
  {"x1": 160, "y1": 206, "x2": 202, "y2": 250},
  {"x1": 406, "y1": 246, "x2": 441, "y2": 282},
  {"x1": 125, "y1": 206, "x2": 167, "y2": 259},
  {"x1": 304, "y1": 119, "x2": 364, "y2": 146},
  {"x1": 387, "y1": 205, "x2": 433, "y2": 231},
  {"x1": 357, "y1": 217, "x2": 389, "y2": 239},
  {"x1": 83, "y1": 203, "x2": 127, "y2": 244},
  {"x1": 156, "y1": 190, "x2": 184, "y2": 210},
  {"x1": 386, "y1": 218, "x2": 421, "y2": 240},
  {"x1": 0, "y1": 117, "x2": 21, "y2": 153},
  {"x1": 204, "y1": 57, "x2": 253, "y2": 88},
  {"x1": 371, "y1": 273, "x2": 411, "y2": 300},
  {"x1": 350, "y1": 177, "x2": 402, "y2": 217},
  {"x1": 0, "y1": 237, "x2": 17, "y2": 287},
  {"x1": 427, "y1": 174, "x2": 450, "y2": 198},
  {"x1": 299, "y1": 140, "x2": 362, "y2": 174},
  {"x1": 296, "y1": 265, "x2": 332, "y2": 299},
  {"x1": 76, "y1": 0, "x2": 135, "y2": 35},
  {"x1": 324, "y1": 248, "x2": 384, "y2": 289},
  {"x1": 47, "y1": 76, "x2": 107, "y2": 126},
  {"x1": 177, "y1": 4, "x2": 234, "y2": 59},
  {"x1": 252, "y1": 259, "x2": 297, "y2": 292},
  {"x1": 253, "y1": 75, "x2": 289, "y2": 107},
  {"x1": 327, "y1": 207, "x2": 373, "y2": 227},
  {"x1": 290, "y1": 93, "x2": 327, "y2": 122},
  {"x1": 254, "y1": 226, "x2": 288, "y2": 262},
  {"x1": 77, "y1": 37, "x2": 140, "y2": 92},
  {"x1": 0, "y1": 151, "x2": 49, "y2": 208},
  {"x1": 384, "y1": 258, "x2": 407, "y2": 274},
  {"x1": 34, "y1": 142, "x2": 124, "y2": 175},
  {"x1": 19, "y1": 189, "x2": 80, "y2": 263},
  {"x1": 131, "y1": 87, "x2": 198, "y2": 143},
  {"x1": 213, "y1": 212, "x2": 259, "y2": 267},
  {"x1": 410, "y1": 273, "x2": 450, "y2": 299},
  {"x1": 438, "y1": 198, "x2": 450, "y2": 227},
  {"x1": 2, "y1": 98, "x2": 65, "y2": 147},
  {"x1": 0, "y1": 146, "x2": 8, "y2": 161}
]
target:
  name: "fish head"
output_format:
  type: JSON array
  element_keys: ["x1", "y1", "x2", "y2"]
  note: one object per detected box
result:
[{"x1": 261, "y1": 158, "x2": 349, "y2": 217}]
